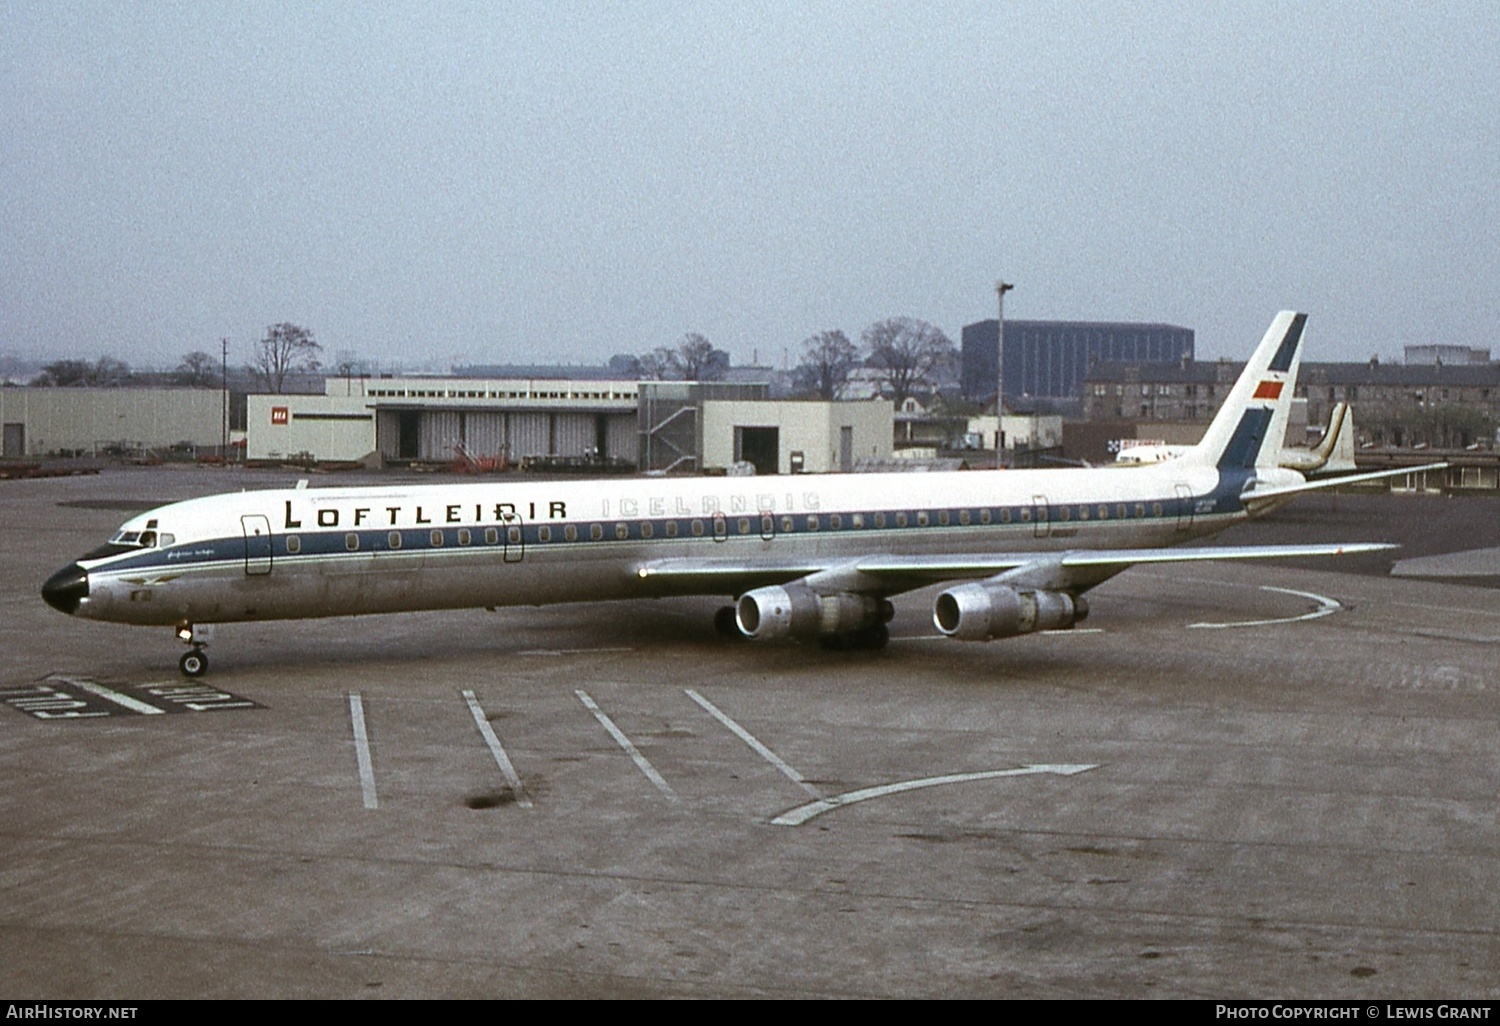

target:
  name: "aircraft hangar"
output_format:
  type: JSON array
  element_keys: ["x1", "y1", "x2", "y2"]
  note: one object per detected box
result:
[
  {"x1": 246, "y1": 375, "x2": 896, "y2": 474},
  {"x1": 247, "y1": 376, "x2": 642, "y2": 467}
]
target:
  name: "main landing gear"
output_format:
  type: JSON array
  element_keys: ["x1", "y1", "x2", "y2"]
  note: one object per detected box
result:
[{"x1": 175, "y1": 622, "x2": 214, "y2": 678}]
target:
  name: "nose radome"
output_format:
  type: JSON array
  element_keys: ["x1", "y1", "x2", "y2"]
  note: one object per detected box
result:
[{"x1": 42, "y1": 563, "x2": 88, "y2": 615}]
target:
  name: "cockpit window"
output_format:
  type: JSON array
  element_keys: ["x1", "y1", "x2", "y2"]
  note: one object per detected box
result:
[{"x1": 85, "y1": 526, "x2": 169, "y2": 561}]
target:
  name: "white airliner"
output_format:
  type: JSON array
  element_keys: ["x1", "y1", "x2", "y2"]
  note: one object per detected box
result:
[
  {"x1": 42, "y1": 312, "x2": 1439, "y2": 678},
  {"x1": 1116, "y1": 401, "x2": 1358, "y2": 474}
]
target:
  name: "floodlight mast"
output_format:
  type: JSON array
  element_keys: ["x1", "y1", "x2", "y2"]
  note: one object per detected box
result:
[{"x1": 995, "y1": 280, "x2": 1014, "y2": 469}]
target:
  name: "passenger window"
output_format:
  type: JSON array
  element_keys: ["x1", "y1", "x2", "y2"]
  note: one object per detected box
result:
[
  {"x1": 345, "y1": 533, "x2": 359, "y2": 552},
  {"x1": 485, "y1": 527, "x2": 500, "y2": 544},
  {"x1": 537, "y1": 526, "x2": 551, "y2": 543},
  {"x1": 508, "y1": 526, "x2": 522, "y2": 544},
  {"x1": 829, "y1": 514, "x2": 842, "y2": 530},
  {"x1": 641, "y1": 523, "x2": 654, "y2": 539},
  {"x1": 737, "y1": 518, "x2": 750, "y2": 535},
  {"x1": 980, "y1": 509, "x2": 992, "y2": 525},
  {"x1": 896, "y1": 513, "x2": 908, "y2": 528},
  {"x1": 458, "y1": 528, "x2": 472, "y2": 545},
  {"x1": 564, "y1": 525, "x2": 578, "y2": 542},
  {"x1": 874, "y1": 513, "x2": 886, "y2": 528},
  {"x1": 664, "y1": 521, "x2": 678, "y2": 538},
  {"x1": 388, "y1": 531, "x2": 402, "y2": 549},
  {"x1": 590, "y1": 524, "x2": 604, "y2": 541},
  {"x1": 286, "y1": 535, "x2": 301, "y2": 554},
  {"x1": 782, "y1": 516, "x2": 794, "y2": 533},
  {"x1": 615, "y1": 524, "x2": 629, "y2": 540},
  {"x1": 917, "y1": 512, "x2": 929, "y2": 527},
  {"x1": 806, "y1": 515, "x2": 819, "y2": 531},
  {"x1": 431, "y1": 529, "x2": 444, "y2": 546},
  {"x1": 852, "y1": 513, "x2": 864, "y2": 529},
  {"x1": 691, "y1": 520, "x2": 704, "y2": 537}
]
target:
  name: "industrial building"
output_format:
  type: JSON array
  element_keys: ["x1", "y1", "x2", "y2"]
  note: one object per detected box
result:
[
  {"x1": 700, "y1": 398, "x2": 892, "y2": 474},
  {"x1": 248, "y1": 376, "x2": 641, "y2": 465},
  {"x1": 961, "y1": 319, "x2": 1195, "y2": 406},
  {"x1": 0, "y1": 387, "x2": 227, "y2": 458},
  {"x1": 246, "y1": 375, "x2": 894, "y2": 475}
]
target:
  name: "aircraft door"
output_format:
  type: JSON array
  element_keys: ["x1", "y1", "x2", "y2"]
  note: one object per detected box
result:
[
  {"x1": 241, "y1": 515, "x2": 273, "y2": 575},
  {"x1": 502, "y1": 512, "x2": 524, "y2": 563},
  {"x1": 1175, "y1": 483, "x2": 1194, "y2": 532},
  {"x1": 1031, "y1": 495, "x2": 1051, "y2": 539}
]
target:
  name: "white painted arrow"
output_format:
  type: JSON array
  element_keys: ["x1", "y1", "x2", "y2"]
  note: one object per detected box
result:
[{"x1": 771, "y1": 763, "x2": 1099, "y2": 827}]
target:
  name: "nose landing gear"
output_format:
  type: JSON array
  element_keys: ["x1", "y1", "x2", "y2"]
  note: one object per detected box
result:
[{"x1": 175, "y1": 623, "x2": 214, "y2": 678}]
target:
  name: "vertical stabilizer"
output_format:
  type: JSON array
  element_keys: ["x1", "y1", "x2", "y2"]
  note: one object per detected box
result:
[{"x1": 1187, "y1": 311, "x2": 1306, "y2": 471}]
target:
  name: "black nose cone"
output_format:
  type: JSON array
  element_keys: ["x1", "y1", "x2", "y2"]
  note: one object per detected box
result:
[{"x1": 42, "y1": 563, "x2": 88, "y2": 615}]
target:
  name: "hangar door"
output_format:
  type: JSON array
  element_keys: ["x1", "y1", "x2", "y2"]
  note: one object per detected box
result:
[{"x1": 735, "y1": 427, "x2": 779, "y2": 476}]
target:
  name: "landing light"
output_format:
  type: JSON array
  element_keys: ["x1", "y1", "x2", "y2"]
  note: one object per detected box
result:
[{"x1": 176, "y1": 626, "x2": 194, "y2": 642}]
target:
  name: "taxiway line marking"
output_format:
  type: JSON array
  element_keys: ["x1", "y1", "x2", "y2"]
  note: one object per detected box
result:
[
  {"x1": 60, "y1": 676, "x2": 165, "y2": 715},
  {"x1": 772, "y1": 764, "x2": 1100, "y2": 827},
  {"x1": 516, "y1": 647, "x2": 636, "y2": 657},
  {"x1": 1187, "y1": 586, "x2": 1341, "y2": 630},
  {"x1": 575, "y1": 690, "x2": 678, "y2": 803},
  {"x1": 685, "y1": 689, "x2": 822, "y2": 800},
  {"x1": 347, "y1": 693, "x2": 378, "y2": 810},
  {"x1": 462, "y1": 690, "x2": 533, "y2": 809}
]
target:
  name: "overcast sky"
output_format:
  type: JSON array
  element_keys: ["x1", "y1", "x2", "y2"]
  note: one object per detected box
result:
[{"x1": 3, "y1": 1, "x2": 1497, "y2": 372}]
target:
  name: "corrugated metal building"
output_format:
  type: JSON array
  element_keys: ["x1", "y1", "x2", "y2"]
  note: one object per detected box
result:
[{"x1": 248, "y1": 377, "x2": 641, "y2": 464}]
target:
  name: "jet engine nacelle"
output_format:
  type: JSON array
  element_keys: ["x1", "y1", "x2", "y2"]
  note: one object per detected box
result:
[
  {"x1": 736, "y1": 583, "x2": 890, "y2": 641},
  {"x1": 932, "y1": 583, "x2": 1087, "y2": 641}
]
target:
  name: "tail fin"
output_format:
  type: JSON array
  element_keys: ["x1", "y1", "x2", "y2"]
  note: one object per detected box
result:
[
  {"x1": 1188, "y1": 311, "x2": 1306, "y2": 471},
  {"x1": 1313, "y1": 402, "x2": 1357, "y2": 473}
]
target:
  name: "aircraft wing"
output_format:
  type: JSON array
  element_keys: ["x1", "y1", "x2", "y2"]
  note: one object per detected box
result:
[{"x1": 634, "y1": 541, "x2": 1397, "y2": 596}]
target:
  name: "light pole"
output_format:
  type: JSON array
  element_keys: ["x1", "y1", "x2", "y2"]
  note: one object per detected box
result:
[{"x1": 995, "y1": 280, "x2": 1013, "y2": 468}]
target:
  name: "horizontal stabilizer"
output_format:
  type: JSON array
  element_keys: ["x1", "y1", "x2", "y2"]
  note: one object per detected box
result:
[{"x1": 1242, "y1": 462, "x2": 1447, "y2": 505}]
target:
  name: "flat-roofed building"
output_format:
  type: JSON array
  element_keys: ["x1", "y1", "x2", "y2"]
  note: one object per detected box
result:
[
  {"x1": 0, "y1": 387, "x2": 226, "y2": 458},
  {"x1": 962, "y1": 319, "x2": 1194, "y2": 406}
]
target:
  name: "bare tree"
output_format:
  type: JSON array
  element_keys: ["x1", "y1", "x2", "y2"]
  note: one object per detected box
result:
[
  {"x1": 37, "y1": 360, "x2": 96, "y2": 386},
  {"x1": 175, "y1": 351, "x2": 222, "y2": 387},
  {"x1": 861, "y1": 317, "x2": 956, "y2": 407},
  {"x1": 632, "y1": 333, "x2": 730, "y2": 381},
  {"x1": 251, "y1": 323, "x2": 321, "y2": 393},
  {"x1": 792, "y1": 329, "x2": 857, "y2": 400},
  {"x1": 672, "y1": 332, "x2": 729, "y2": 381},
  {"x1": 92, "y1": 356, "x2": 132, "y2": 387},
  {"x1": 37, "y1": 357, "x2": 132, "y2": 387}
]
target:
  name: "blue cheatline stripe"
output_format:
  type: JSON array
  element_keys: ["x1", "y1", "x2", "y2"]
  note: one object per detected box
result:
[
  {"x1": 88, "y1": 492, "x2": 1246, "y2": 579},
  {"x1": 1217, "y1": 408, "x2": 1274, "y2": 470},
  {"x1": 1267, "y1": 312, "x2": 1306, "y2": 373}
]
